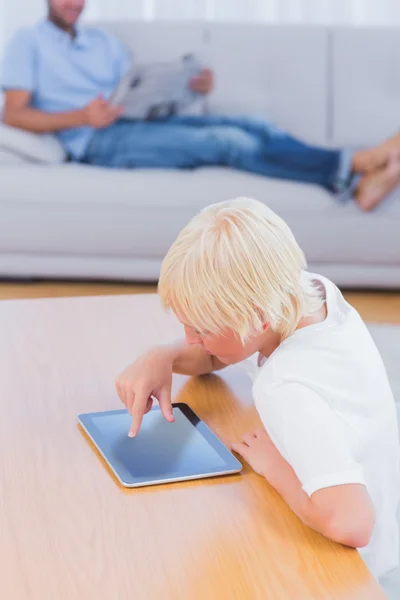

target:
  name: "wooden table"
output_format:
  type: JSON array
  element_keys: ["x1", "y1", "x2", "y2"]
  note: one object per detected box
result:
[{"x1": 0, "y1": 295, "x2": 385, "y2": 600}]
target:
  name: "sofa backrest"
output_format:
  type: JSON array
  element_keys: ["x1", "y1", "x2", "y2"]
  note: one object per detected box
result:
[
  {"x1": 205, "y1": 24, "x2": 329, "y2": 146},
  {"x1": 96, "y1": 21, "x2": 400, "y2": 148},
  {"x1": 331, "y1": 27, "x2": 400, "y2": 147},
  {"x1": 101, "y1": 21, "x2": 207, "y2": 64}
]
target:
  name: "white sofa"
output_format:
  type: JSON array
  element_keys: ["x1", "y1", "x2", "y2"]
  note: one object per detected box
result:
[{"x1": 1, "y1": 22, "x2": 399, "y2": 287}]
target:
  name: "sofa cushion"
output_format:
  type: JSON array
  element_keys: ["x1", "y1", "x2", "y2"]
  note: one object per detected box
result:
[
  {"x1": 0, "y1": 164, "x2": 398, "y2": 269},
  {"x1": 332, "y1": 28, "x2": 400, "y2": 147},
  {"x1": 0, "y1": 124, "x2": 66, "y2": 164},
  {"x1": 0, "y1": 147, "x2": 29, "y2": 164}
]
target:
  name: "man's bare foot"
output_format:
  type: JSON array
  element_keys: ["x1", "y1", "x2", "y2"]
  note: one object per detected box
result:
[
  {"x1": 353, "y1": 144, "x2": 391, "y2": 173},
  {"x1": 353, "y1": 133, "x2": 400, "y2": 173},
  {"x1": 355, "y1": 153, "x2": 400, "y2": 211}
]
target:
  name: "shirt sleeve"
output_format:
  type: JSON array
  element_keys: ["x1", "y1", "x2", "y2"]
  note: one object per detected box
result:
[
  {"x1": 104, "y1": 31, "x2": 132, "y2": 82},
  {"x1": 255, "y1": 383, "x2": 366, "y2": 497},
  {"x1": 1, "y1": 29, "x2": 36, "y2": 91}
]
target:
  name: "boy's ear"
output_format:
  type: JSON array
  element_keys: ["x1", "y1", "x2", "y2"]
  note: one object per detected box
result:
[{"x1": 262, "y1": 322, "x2": 270, "y2": 332}]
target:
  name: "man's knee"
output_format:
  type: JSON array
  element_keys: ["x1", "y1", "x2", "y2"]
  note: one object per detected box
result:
[{"x1": 208, "y1": 126, "x2": 259, "y2": 164}]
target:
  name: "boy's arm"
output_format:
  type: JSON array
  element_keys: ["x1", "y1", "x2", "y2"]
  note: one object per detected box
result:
[
  {"x1": 171, "y1": 341, "x2": 226, "y2": 376},
  {"x1": 233, "y1": 430, "x2": 375, "y2": 548},
  {"x1": 116, "y1": 340, "x2": 227, "y2": 437},
  {"x1": 264, "y1": 442, "x2": 375, "y2": 547},
  {"x1": 303, "y1": 483, "x2": 375, "y2": 548},
  {"x1": 232, "y1": 384, "x2": 375, "y2": 548}
]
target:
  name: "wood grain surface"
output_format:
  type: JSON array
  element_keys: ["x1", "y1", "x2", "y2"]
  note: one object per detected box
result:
[{"x1": 0, "y1": 294, "x2": 386, "y2": 600}]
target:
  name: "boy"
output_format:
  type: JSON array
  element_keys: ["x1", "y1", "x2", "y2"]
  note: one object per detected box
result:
[{"x1": 115, "y1": 197, "x2": 399, "y2": 581}]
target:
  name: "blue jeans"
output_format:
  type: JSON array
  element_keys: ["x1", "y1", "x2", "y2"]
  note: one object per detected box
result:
[{"x1": 82, "y1": 116, "x2": 354, "y2": 195}]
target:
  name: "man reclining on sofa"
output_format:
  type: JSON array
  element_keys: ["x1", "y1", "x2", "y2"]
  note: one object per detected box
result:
[{"x1": 2, "y1": 0, "x2": 400, "y2": 212}]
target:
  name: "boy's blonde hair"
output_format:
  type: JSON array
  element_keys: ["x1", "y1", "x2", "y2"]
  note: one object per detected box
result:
[{"x1": 158, "y1": 197, "x2": 323, "y2": 341}]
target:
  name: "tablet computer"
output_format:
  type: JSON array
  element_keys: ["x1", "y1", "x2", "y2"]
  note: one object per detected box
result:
[{"x1": 78, "y1": 403, "x2": 242, "y2": 488}]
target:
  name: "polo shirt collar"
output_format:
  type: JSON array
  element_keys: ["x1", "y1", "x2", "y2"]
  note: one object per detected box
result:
[{"x1": 41, "y1": 19, "x2": 89, "y2": 49}]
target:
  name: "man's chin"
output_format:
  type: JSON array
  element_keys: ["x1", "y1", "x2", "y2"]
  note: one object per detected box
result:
[
  {"x1": 52, "y1": 14, "x2": 81, "y2": 29},
  {"x1": 62, "y1": 10, "x2": 83, "y2": 25},
  {"x1": 66, "y1": 17, "x2": 81, "y2": 26}
]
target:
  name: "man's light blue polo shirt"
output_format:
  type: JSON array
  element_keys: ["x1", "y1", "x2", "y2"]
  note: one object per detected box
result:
[{"x1": 1, "y1": 20, "x2": 131, "y2": 159}]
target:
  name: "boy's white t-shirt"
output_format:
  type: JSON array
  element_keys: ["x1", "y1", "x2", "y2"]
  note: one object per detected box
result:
[{"x1": 242, "y1": 272, "x2": 400, "y2": 579}]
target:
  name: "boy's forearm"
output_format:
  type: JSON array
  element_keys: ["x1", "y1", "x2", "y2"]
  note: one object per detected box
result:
[
  {"x1": 3, "y1": 107, "x2": 87, "y2": 133},
  {"x1": 266, "y1": 458, "x2": 315, "y2": 529},
  {"x1": 265, "y1": 459, "x2": 372, "y2": 548},
  {"x1": 162, "y1": 341, "x2": 217, "y2": 376},
  {"x1": 265, "y1": 458, "x2": 348, "y2": 545}
]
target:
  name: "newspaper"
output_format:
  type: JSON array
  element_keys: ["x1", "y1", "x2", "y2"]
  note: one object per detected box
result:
[{"x1": 111, "y1": 54, "x2": 204, "y2": 120}]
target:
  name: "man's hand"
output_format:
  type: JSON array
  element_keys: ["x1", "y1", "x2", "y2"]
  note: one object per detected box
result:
[
  {"x1": 231, "y1": 428, "x2": 284, "y2": 479},
  {"x1": 190, "y1": 68, "x2": 214, "y2": 95},
  {"x1": 83, "y1": 95, "x2": 123, "y2": 129},
  {"x1": 115, "y1": 348, "x2": 175, "y2": 438}
]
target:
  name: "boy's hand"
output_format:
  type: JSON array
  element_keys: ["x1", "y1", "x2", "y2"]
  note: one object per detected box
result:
[
  {"x1": 231, "y1": 429, "x2": 285, "y2": 480},
  {"x1": 115, "y1": 348, "x2": 175, "y2": 438}
]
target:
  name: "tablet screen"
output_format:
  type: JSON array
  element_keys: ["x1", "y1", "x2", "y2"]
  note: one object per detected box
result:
[
  {"x1": 92, "y1": 408, "x2": 226, "y2": 477},
  {"x1": 79, "y1": 405, "x2": 242, "y2": 487}
]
